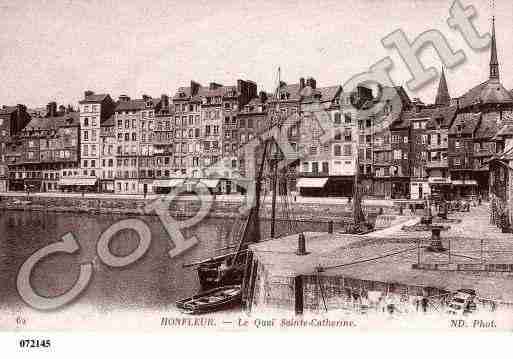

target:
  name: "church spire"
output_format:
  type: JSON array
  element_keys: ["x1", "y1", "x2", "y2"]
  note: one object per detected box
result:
[
  {"x1": 435, "y1": 67, "x2": 450, "y2": 106},
  {"x1": 489, "y1": 16, "x2": 500, "y2": 82}
]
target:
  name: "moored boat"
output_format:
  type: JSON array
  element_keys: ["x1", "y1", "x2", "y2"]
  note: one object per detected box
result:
[{"x1": 176, "y1": 285, "x2": 242, "y2": 314}]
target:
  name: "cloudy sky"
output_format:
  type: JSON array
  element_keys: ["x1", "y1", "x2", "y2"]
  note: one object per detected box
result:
[{"x1": 0, "y1": 0, "x2": 511, "y2": 107}]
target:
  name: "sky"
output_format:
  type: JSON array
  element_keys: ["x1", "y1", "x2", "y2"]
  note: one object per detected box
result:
[{"x1": 0, "y1": 0, "x2": 512, "y2": 108}]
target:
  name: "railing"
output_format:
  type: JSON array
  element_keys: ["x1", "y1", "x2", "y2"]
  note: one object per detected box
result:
[
  {"x1": 425, "y1": 160, "x2": 448, "y2": 168},
  {"x1": 299, "y1": 171, "x2": 329, "y2": 177},
  {"x1": 373, "y1": 144, "x2": 391, "y2": 151},
  {"x1": 427, "y1": 142, "x2": 448, "y2": 150}
]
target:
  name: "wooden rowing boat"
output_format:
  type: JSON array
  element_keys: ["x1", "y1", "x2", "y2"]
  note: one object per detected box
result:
[{"x1": 176, "y1": 285, "x2": 242, "y2": 314}]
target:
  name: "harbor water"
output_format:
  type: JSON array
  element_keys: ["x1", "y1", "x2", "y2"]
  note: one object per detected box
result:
[{"x1": 0, "y1": 210, "x2": 343, "y2": 313}]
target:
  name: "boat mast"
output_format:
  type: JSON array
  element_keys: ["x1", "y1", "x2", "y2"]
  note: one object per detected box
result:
[
  {"x1": 352, "y1": 121, "x2": 365, "y2": 225},
  {"x1": 235, "y1": 139, "x2": 268, "y2": 256},
  {"x1": 270, "y1": 67, "x2": 281, "y2": 238}
]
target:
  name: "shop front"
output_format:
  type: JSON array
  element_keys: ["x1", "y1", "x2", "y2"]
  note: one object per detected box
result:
[
  {"x1": 152, "y1": 179, "x2": 185, "y2": 194},
  {"x1": 198, "y1": 179, "x2": 220, "y2": 194},
  {"x1": 451, "y1": 179, "x2": 478, "y2": 198},
  {"x1": 324, "y1": 176, "x2": 354, "y2": 197},
  {"x1": 409, "y1": 180, "x2": 430, "y2": 200},
  {"x1": 0, "y1": 178, "x2": 8, "y2": 192},
  {"x1": 296, "y1": 177, "x2": 328, "y2": 197},
  {"x1": 24, "y1": 179, "x2": 42, "y2": 192},
  {"x1": 391, "y1": 178, "x2": 409, "y2": 199},
  {"x1": 100, "y1": 179, "x2": 115, "y2": 193},
  {"x1": 428, "y1": 177, "x2": 452, "y2": 200},
  {"x1": 8, "y1": 179, "x2": 25, "y2": 192},
  {"x1": 59, "y1": 177, "x2": 98, "y2": 192}
]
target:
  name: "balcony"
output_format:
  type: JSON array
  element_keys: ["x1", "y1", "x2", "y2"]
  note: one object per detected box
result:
[
  {"x1": 373, "y1": 143, "x2": 391, "y2": 152},
  {"x1": 373, "y1": 161, "x2": 391, "y2": 167},
  {"x1": 473, "y1": 149, "x2": 493, "y2": 158},
  {"x1": 299, "y1": 171, "x2": 329, "y2": 178},
  {"x1": 425, "y1": 160, "x2": 448, "y2": 169},
  {"x1": 473, "y1": 163, "x2": 489, "y2": 171},
  {"x1": 427, "y1": 142, "x2": 448, "y2": 150}
]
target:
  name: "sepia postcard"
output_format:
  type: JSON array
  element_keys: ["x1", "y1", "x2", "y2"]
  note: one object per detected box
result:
[{"x1": 1, "y1": 0, "x2": 513, "y2": 355}]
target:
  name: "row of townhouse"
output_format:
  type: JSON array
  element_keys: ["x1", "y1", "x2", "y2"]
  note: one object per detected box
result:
[
  {"x1": 3, "y1": 18, "x2": 513, "y2": 200},
  {"x1": 0, "y1": 75, "x2": 402, "y2": 197},
  {"x1": 370, "y1": 18, "x2": 513, "y2": 200}
]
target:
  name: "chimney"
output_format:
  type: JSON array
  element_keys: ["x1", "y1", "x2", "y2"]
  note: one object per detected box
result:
[
  {"x1": 306, "y1": 77, "x2": 316, "y2": 89},
  {"x1": 161, "y1": 94, "x2": 169, "y2": 109},
  {"x1": 190, "y1": 81, "x2": 201, "y2": 96},
  {"x1": 46, "y1": 102, "x2": 57, "y2": 117},
  {"x1": 118, "y1": 95, "x2": 130, "y2": 102},
  {"x1": 84, "y1": 90, "x2": 94, "y2": 99},
  {"x1": 237, "y1": 79, "x2": 244, "y2": 94},
  {"x1": 209, "y1": 82, "x2": 222, "y2": 90},
  {"x1": 299, "y1": 77, "x2": 306, "y2": 89},
  {"x1": 16, "y1": 104, "x2": 25, "y2": 118},
  {"x1": 142, "y1": 94, "x2": 150, "y2": 101},
  {"x1": 58, "y1": 105, "x2": 66, "y2": 115},
  {"x1": 259, "y1": 91, "x2": 268, "y2": 103}
]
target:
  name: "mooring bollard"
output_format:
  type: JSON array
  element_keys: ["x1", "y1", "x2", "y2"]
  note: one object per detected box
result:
[
  {"x1": 328, "y1": 220, "x2": 334, "y2": 234},
  {"x1": 296, "y1": 232, "x2": 308, "y2": 256}
]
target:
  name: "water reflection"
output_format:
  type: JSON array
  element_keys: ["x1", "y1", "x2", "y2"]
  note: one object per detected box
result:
[{"x1": 0, "y1": 210, "x2": 340, "y2": 312}]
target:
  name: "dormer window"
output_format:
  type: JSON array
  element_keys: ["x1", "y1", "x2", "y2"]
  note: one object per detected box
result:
[{"x1": 146, "y1": 101, "x2": 152, "y2": 108}]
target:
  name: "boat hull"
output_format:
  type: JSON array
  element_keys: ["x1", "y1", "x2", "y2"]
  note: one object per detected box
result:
[
  {"x1": 196, "y1": 253, "x2": 245, "y2": 289},
  {"x1": 176, "y1": 285, "x2": 242, "y2": 314}
]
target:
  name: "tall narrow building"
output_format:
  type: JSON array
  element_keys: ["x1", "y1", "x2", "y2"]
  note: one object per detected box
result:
[{"x1": 434, "y1": 67, "x2": 450, "y2": 107}]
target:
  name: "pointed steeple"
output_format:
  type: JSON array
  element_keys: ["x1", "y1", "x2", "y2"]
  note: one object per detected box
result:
[
  {"x1": 435, "y1": 67, "x2": 450, "y2": 106},
  {"x1": 489, "y1": 16, "x2": 500, "y2": 82}
]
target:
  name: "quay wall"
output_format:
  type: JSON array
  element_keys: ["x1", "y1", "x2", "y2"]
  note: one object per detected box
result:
[
  {"x1": 0, "y1": 194, "x2": 397, "y2": 222},
  {"x1": 247, "y1": 260, "x2": 511, "y2": 314}
]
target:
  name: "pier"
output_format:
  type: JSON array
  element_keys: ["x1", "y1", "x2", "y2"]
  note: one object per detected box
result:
[{"x1": 243, "y1": 205, "x2": 513, "y2": 314}]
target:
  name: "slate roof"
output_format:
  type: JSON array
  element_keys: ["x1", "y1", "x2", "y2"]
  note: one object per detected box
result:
[
  {"x1": 272, "y1": 83, "x2": 302, "y2": 102},
  {"x1": 458, "y1": 80, "x2": 513, "y2": 109},
  {"x1": 173, "y1": 84, "x2": 239, "y2": 101},
  {"x1": 24, "y1": 112, "x2": 80, "y2": 130},
  {"x1": 493, "y1": 125, "x2": 513, "y2": 140},
  {"x1": 0, "y1": 106, "x2": 17, "y2": 116},
  {"x1": 101, "y1": 115, "x2": 115, "y2": 127},
  {"x1": 317, "y1": 85, "x2": 341, "y2": 101},
  {"x1": 475, "y1": 116, "x2": 499, "y2": 140},
  {"x1": 79, "y1": 94, "x2": 110, "y2": 104},
  {"x1": 449, "y1": 112, "x2": 481, "y2": 135},
  {"x1": 115, "y1": 98, "x2": 160, "y2": 112},
  {"x1": 426, "y1": 106, "x2": 458, "y2": 129}
]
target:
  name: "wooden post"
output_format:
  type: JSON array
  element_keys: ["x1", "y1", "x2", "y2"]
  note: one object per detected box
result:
[
  {"x1": 294, "y1": 276, "x2": 304, "y2": 315},
  {"x1": 417, "y1": 239, "x2": 421, "y2": 265},
  {"x1": 480, "y1": 239, "x2": 484, "y2": 264},
  {"x1": 448, "y1": 239, "x2": 451, "y2": 264},
  {"x1": 241, "y1": 251, "x2": 254, "y2": 311},
  {"x1": 297, "y1": 233, "x2": 308, "y2": 255},
  {"x1": 246, "y1": 260, "x2": 259, "y2": 314}
]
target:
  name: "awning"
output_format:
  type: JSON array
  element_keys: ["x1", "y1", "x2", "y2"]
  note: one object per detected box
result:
[
  {"x1": 153, "y1": 179, "x2": 184, "y2": 187},
  {"x1": 199, "y1": 179, "x2": 220, "y2": 188},
  {"x1": 428, "y1": 177, "x2": 451, "y2": 184},
  {"x1": 296, "y1": 177, "x2": 328, "y2": 188},
  {"x1": 59, "y1": 178, "x2": 97, "y2": 186},
  {"x1": 451, "y1": 180, "x2": 478, "y2": 186}
]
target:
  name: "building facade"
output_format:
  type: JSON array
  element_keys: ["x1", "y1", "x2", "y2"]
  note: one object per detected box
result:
[
  {"x1": 78, "y1": 91, "x2": 116, "y2": 191},
  {"x1": 0, "y1": 104, "x2": 31, "y2": 191},
  {"x1": 7, "y1": 105, "x2": 80, "y2": 192}
]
